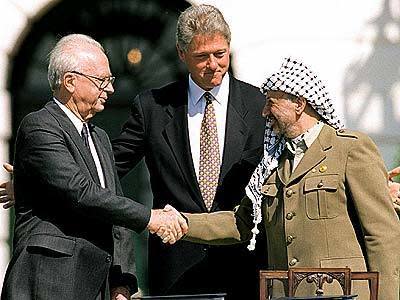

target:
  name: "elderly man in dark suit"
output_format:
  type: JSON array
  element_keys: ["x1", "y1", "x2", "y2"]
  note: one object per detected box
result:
[
  {"x1": 111, "y1": 4, "x2": 265, "y2": 299},
  {"x1": 0, "y1": 34, "x2": 187, "y2": 300},
  {"x1": 174, "y1": 57, "x2": 400, "y2": 299}
]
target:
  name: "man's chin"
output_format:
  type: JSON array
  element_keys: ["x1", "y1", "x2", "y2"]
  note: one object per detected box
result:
[
  {"x1": 95, "y1": 104, "x2": 105, "y2": 112},
  {"x1": 210, "y1": 75, "x2": 223, "y2": 86},
  {"x1": 202, "y1": 73, "x2": 223, "y2": 87}
]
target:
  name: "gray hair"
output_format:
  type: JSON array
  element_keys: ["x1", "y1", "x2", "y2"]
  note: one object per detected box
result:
[
  {"x1": 47, "y1": 34, "x2": 105, "y2": 92},
  {"x1": 176, "y1": 4, "x2": 231, "y2": 52}
]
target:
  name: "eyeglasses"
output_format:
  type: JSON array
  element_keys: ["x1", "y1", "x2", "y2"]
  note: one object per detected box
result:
[{"x1": 68, "y1": 71, "x2": 115, "y2": 89}]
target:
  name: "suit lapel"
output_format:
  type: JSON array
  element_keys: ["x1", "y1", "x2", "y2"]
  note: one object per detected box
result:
[
  {"x1": 219, "y1": 77, "x2": 249, "y2": 182},
  {"x1": 44, "y1": 101, "x2": 100, "y2": 185},
  {"x1": 162, "y1": 82, "x2": 205, "y2": 209},
  {"x1": 288, "y1": 125, "x2": 333, "y2": 184}
]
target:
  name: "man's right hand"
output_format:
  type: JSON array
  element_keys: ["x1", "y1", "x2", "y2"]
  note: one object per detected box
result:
[
  {"x1": 0, "y1": 163, "x2": 14, "y2": 209},
  {"x1": 388, "y1": 166, "x2": 400, "y2": 214},
  {"x1": 147, "y1": 205, "x2": 188, "y2": 244}
]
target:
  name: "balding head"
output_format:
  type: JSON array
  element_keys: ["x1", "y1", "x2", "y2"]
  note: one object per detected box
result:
[{"x1": 48, "y1": 34, "x2": 105, "y2": 92}]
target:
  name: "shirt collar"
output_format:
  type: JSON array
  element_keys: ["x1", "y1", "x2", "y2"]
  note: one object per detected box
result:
[
  {"x1": 54, "y1": 98, "x2": 87, "y2": 134},
  {"x1": 188, "y1": 72, "x2": 230, "y2": 106},
  {"x1": 286, "y1": 121, "x2": 324, "y2": 155}
]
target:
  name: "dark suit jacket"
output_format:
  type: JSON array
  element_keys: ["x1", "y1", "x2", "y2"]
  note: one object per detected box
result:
[
  {"x1": 113, "y1": 75, "x2": 266, "y2": 295},
  {"x1": 1, "y1": 101, "x2": 151, "y2": 300}
]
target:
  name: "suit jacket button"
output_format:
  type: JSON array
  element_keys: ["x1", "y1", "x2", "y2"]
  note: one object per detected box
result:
[
  {"x1": 286, "y1": 212, "x2": 295, "y2": 220},
  {"x1": 289, "y1": 257, "x2": 298, "y2": 266},
  {"x1": 286, "y1": 189, "x2": 293, "y2": 197},
  {"x1": 106, "y1": 255, "x2": 112, "y2": 263}
]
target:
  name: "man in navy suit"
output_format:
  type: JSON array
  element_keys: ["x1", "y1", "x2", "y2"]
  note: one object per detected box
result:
[
  {"x1": 1, "y1": 34, "x2": 187, "y2": 300},
  {"x1": 112, "y1": 4, "x2": 266, "y2": 299}
]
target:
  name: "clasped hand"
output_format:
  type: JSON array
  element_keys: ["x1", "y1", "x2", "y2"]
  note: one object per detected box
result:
[
  {"x1": 147, "y1": 205, "x2": 187, "y2": 244},
  {"x1": 0, "y1": 163, "x2": 14, "y2": 209},
  {"x1": 388, "y1": 166, "x2": 400, "y2": 213}
]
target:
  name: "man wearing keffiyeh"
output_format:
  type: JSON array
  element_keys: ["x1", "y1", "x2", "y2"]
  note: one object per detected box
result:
[{"x1": 178, "y1": 57, "x2": 400, "y2": 298}]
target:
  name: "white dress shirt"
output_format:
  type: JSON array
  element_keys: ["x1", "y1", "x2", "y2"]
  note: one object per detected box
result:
[
  {"x1": 187, "y1": 73, "x2": 229, "y2": 179},
  {"x1": 286, "y1": 121, "x2": 324, "y2": 171},
  {"x1": 54, "y1": 98, "x2": 106, "y2": 188}
]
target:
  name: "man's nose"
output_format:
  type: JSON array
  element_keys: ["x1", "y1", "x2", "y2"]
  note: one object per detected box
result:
[
  {"x1": 105, "y1": 82, "x2": 114, "y2": 95},
  {"x1": 262, "y1": 102, "x2": 271, "y2": 117},
  {"x1": 207, "y1": 55, "x2": 218, "y2": 70}
]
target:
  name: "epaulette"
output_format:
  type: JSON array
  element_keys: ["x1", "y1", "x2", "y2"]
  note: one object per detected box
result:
[{"x1": 336, "y1": 128, "x2": 358, "y2": 139}]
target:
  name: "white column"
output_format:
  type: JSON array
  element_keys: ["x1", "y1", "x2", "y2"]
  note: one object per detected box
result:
[
  {"x1": 0, "y1": 0, "x2": 28, "y2": 291},
  {"x1": 0, "y1": 88, "x2": 12, "y2": 290}
]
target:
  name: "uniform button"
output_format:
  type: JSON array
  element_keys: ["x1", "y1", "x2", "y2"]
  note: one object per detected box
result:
[
  {"x1": 106, "y1": 255, "x2": 112, "y2": 263},
  {"x1": 317, "y1": 182, "x2": 324, "y2": 188},
  {"x1": 286, "y1": 235, "x2": 296, "y2": 245},
  {"x1": 319, "y1": 165, "x2": 328, "y2": 173},
  {"x1": 286, "y1": 212, "x2": 295, "y2": 220},
  {"x1": 289, "y1": 257, "x2": 298, "y2": 266},
  {"x1": 286, "y1": 189, "x2": 293, "y2": 197}
]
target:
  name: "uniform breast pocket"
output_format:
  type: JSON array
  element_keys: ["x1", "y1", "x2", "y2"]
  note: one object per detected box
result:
[{"x1": 304, "y1": 175, "x2": 339, "y2": 220}]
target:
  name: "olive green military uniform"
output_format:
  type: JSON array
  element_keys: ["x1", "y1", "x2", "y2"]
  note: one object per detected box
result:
[{"x1": 185, "y1": 125, "x2": 400, "y2": 299}]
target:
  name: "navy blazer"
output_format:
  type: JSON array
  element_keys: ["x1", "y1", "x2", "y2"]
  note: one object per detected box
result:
[
  {"x1": 113, "y1": 75, "x2": 266, "y2": 295},
  {"x1": 1, "y1": 101, "x2": 151, "y2": 300}
]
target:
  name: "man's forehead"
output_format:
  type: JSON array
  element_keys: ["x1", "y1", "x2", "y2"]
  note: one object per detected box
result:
[
  {"x1": 189, "y1": 33, "x2": 229, "y2": 50},
  {"x1": 266, "y1": 90, "x2": 297, "y2": 99},
  {"x1": 80, "y1": 50, "x2": 111, "y2": 74}
]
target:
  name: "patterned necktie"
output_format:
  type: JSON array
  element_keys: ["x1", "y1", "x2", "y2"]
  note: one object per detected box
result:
[
  {"x1": 81, "y1": 123, "x2": 90, "y2": 148},
  {"x1": 199, "y1": 92, "x2": 220, "y2": 211}
]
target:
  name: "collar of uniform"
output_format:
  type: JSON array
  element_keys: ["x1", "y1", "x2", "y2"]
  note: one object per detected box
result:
[
  {"x1": 188, "y1": 72, "x2": 230, "y2": 106},
  {"x1": 286, "y1": 121, "x2": 324, "y2": 156},
  {"x1": 54, "y1": 97, "x2": 87, "y2": 135}
]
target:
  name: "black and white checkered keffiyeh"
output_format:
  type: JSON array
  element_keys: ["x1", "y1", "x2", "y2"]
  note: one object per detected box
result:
[{"x1": 245, "y1": 57, "x2": 344, "y2": 250}]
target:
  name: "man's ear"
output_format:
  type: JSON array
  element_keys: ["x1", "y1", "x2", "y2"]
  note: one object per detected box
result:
[
  {"x1": 176, "y1": 44, "x2": 185, "y2": 62},
  {"x1": 63, "y1": 73, "x2": 76, "y2": 93},
  {"x1": 295, "y1": 97, "x2": 307, "y2": 115}
]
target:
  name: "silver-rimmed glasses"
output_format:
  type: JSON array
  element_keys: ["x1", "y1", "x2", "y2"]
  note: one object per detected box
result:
[{"x1": 68, "y1": 71, "x2": 115, "y2": 89}]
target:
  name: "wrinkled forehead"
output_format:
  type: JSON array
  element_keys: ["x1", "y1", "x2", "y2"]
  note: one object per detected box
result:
[{"x1": 265, "y1": 90, "x2": 299, "y2": 102}]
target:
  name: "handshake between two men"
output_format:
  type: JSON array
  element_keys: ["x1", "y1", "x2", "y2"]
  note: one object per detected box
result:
[{"x1": 147, "y1": 204, "x2": 188, "y2": 244}]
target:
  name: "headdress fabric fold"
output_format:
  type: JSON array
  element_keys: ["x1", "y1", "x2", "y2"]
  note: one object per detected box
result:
[{"x1": 245, "y1": 57, "x2": 344, "y2": 250}]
